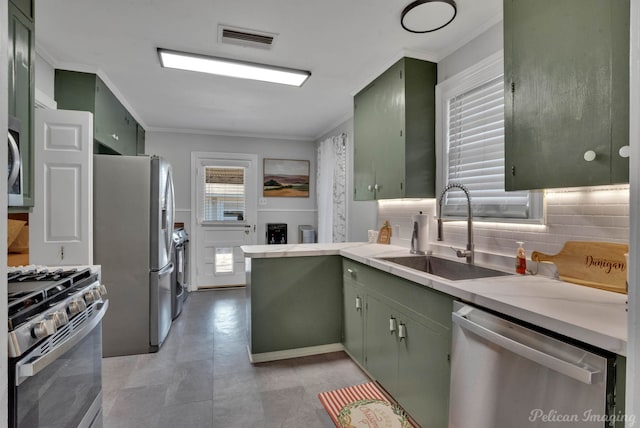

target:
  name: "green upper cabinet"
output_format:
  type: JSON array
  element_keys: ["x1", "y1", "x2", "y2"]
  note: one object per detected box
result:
[
  {"x1": 504, "y1": 0, "x2": 630, "y2": 190},
  {"x1": 136, "y1": 124, "x2": 146, "y2": 155},
  {"x1": 353, "y1": 57, "x2": 437, "y2": 200},
  {"x1": 55, "y1": 70, "x2": 142, "y2": 156},
  {"x1": 7, "y1": 0, "x2": 35, "y2": 211}
]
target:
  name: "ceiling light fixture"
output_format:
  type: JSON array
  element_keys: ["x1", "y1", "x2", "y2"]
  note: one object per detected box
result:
[
  {"x1": 400, "y1": 0, "x2": 457, "y2": 33},
  {"x1": 157, "y1": 48, "x2": 311, "y2": 87}
]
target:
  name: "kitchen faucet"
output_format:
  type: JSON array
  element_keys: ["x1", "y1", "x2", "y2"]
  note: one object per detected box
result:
[{"x1": 437, "y1": 183, "x2": 474, "y2": 264}]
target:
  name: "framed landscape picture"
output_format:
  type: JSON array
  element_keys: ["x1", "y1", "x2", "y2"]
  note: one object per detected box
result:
[{"x1": 263, "y1": 158, "x2": 310, "y2": 197}]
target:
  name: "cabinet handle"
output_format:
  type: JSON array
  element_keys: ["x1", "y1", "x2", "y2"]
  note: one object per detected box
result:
[
  {"x1": 583, "y1": 150, "x2": 596, "y2": 162},
  {"x1": 367, "y1": 185, "x2": 373, "y2": 192},
  {"x1": 347, "y1": 268, "x2": 355, "y2": 278},
  {"x1": 389, "y1": 317, "x2": 397, "y2": 334},
  {"x1": 398, "y1": 323, "x2": 407, "y2": 341},
  {"x1": 355, "y1": 296, "x2": 362, "y2": 311},
  {"x1": 374, "y1": 184, "x2": 380, "y2": 191},
  {"x1": 111, "y1": 133, "x2": 119, "y2": 141},
  {"x1": 619, "y1": 145, "x2": 630, "y2": 158}
]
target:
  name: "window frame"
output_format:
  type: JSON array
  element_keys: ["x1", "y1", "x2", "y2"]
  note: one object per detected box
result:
[
  {"x1": 435, "y1": 51, "x2": 544, "y2": 223},
  {"x1": 198, "y1": 161, "x2": 250, "y2": 227}
]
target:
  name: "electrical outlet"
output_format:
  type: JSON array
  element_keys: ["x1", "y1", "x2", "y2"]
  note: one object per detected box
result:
[{"x1": 259, "y1": 198, "x2": 267, "y2": 206}]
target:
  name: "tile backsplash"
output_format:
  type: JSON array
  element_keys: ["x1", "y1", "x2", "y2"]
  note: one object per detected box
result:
[{"x1": 377, "y1": 185, "x2": 630, "y2": 264}]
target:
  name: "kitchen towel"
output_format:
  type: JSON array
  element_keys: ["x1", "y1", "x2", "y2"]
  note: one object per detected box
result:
[
  {"x1": 411, "y1": 213, "x2": 430, "y2": 254},
  {"x1": 318, "y1": 382, "x2": 416, "y2": 428}
]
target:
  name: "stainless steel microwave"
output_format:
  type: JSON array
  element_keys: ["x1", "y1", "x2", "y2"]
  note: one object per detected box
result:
[{"x1": 8, "y1": 116, "x2": 24, "y2": 206}]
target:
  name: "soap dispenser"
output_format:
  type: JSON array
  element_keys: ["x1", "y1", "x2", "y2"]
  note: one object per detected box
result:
[{"x1": 515, "y1": 241, "x2": 527, "y2": 275}]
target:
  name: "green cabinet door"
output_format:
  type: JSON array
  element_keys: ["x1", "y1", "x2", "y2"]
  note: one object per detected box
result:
[
  {"x1": 396, "y1": 312, "x2": 450, "y2": 428},
  {"x1": 504, "y1": 0, "x2": 629, "y2": 190},
  {"x1": 353, "y1": 83, "x2": 377, "y2": 201},
  {"x1": 343, "y1": 278, "x2": 365, "y2": 365},
  {"x1": 371, "y1": 60, "x2": 405, "y2": 200},
  {"x1": 7, "y1": 2, "x2": 35, "y2": 211},
  {"x1": 364, "y1": 293, "x2": 398, "y2": 392},
  {"x1": 136, "y1": 123, "x2": 146, "y2": 155},
  {"x1": 353, "y1": 57, "x2": 437, "y2": 200}
]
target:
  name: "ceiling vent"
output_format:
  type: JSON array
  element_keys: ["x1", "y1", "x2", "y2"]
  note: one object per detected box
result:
[{"x1": 218, "y1": 25, "x2": 277, "y2": 50}]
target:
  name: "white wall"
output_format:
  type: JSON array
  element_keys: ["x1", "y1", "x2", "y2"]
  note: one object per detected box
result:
[
  {"x1": 35, "y1": 52, "x2": 55, "y2": 100},
  {"x1": 146, "y1": 131, "x2": 318, "y2": 244},
  {"x1": 437, "y1": 22, "x2": 503, "y2": 84},
  {"x1": 315, "y1": 118, "x2": 377, "y2": 242}
]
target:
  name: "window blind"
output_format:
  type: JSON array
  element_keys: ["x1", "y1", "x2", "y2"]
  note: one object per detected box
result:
[
  {"x1": 444, "y1": 74, "x2": 530, "y2": 218},
  {"x1": 202, "y1": 167, "x2": 246, "y2": 222}
]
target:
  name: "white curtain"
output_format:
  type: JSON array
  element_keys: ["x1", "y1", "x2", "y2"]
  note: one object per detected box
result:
[{"x1": 317, "y1": 134, "x2": 347, "y2": 243}]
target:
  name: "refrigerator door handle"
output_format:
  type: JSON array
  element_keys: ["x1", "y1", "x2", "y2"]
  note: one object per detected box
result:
[
  {"x1": 452, "y1": 310, "x2": 600, "y2": 385},
  {"x1": 157, "y1": 262, "x2": 174, "y2": 276}
]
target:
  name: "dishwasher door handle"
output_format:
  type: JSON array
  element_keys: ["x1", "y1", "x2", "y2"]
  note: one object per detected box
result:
[{"x1": 452, "y1": 311, "x2": 600, "y2": 385}]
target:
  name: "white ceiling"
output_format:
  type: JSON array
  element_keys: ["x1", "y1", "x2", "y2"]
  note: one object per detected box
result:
[{"x1": 35, "y1": 0, "x2": 502, "y2": 141}]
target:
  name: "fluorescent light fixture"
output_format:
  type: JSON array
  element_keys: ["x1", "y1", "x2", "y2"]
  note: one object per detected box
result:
[{"x1": 157, "y1": 48, "x2": 311, "y2": 87}]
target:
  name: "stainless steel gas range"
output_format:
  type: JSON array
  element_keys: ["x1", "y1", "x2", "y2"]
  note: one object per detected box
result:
[{"x1": 7, "y1": 266, "x2": 108, "y2": 428}]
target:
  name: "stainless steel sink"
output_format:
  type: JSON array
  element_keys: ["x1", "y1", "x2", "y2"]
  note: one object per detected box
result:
[{"x1": 378, "y1": 255, "x2": 512, "y2": 281}]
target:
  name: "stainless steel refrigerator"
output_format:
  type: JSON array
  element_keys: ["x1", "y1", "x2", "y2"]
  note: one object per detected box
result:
[{"x1": 94, "y1": 155, "x2": 175, "y2": 357}]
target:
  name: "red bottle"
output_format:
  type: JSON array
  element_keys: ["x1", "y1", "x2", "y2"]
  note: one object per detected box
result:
[{"x1": 516, "y1": 241, "x2": 527, "y2": 275}]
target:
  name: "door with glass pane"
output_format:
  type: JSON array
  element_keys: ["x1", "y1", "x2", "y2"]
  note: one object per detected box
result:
[{"x1": 193, "y1": 153, "x2": 257, "y2": 288}]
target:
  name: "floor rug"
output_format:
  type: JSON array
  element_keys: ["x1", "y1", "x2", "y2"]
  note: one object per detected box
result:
[{"x1": 318, "y1": 382, "x2": 417, "y2": 428}]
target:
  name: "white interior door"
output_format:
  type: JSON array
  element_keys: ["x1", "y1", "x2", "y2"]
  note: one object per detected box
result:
[
  {"x1": 192, "y1": 152, "x2": 257, "y2": 288},
  {"x1": 30, "y1": 109, "x2": 93, "y2": 265}
]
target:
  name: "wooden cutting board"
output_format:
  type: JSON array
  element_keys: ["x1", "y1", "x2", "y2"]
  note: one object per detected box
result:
[{"x1": 531, "y1": 241, "x2": 628, "y2": 294}]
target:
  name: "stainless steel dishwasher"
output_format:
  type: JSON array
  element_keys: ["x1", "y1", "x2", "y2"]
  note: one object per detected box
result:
[{"x1": 449, "y1": 302, "x2": 623, "y2": 428}]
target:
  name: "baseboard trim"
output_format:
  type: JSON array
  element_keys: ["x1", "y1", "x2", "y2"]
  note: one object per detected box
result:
[{"x1": 247, "y1": 343, "x2": 344, "y2": 363}]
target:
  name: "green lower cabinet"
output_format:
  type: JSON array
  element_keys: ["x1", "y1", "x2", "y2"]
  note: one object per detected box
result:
[
  {"x1": 364, "y1": 292, "x2": 451, "y2": 428},
  {"x1": 613, "y1": 355, "x2": 626, "y2": 428},
  {"x1": 342, "y1": 259, "x2": 453, "y2": 428},
  {"x1": 247, "y1": 256, "x2": 343, "y2": 355},
  {"x1": 342, "y1": 278, "x2": 365, "y2": 365}
]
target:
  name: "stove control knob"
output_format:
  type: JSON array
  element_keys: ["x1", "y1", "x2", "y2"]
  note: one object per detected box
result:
[
  {"x1": 32, "y1": 319, "x2": 57, "y2": 339},
  {"x1": 49, "y1": 311, "x2": 69, "y2": 328},
  {"x1": 84, "y1": 289, "x2": 101, "y2": 304},
  {"x1": 98, "y1": 284, "x2": 108, "y2": 296},
  {"x1": 68, "y1": 299, "x2": 87, "y2": 316}
]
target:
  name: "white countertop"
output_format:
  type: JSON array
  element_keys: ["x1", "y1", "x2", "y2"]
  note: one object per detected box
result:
[
  {"x1": 241, "y1": 242, "x2": 371, "y2": 258},
  {"x1": 241, "y1": 243, "x2": 628, "y2": 356}
]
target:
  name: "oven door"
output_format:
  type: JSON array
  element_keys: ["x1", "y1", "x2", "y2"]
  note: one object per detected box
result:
[
  {"x1": 10, "y1": 301, "x2": 108, "y2": 428},
  {"x1": 8, "y1": 116, "x2": 24, "y2": 207}
]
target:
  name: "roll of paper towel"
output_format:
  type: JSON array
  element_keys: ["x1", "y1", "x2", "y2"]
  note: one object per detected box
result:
[{"x1": 411, "y1": 212, "x2": 430, "y2": 254}]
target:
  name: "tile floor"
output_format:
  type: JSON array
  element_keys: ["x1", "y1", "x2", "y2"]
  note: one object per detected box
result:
[{"x1": 102, "y1": 288, "x2": 370, "y2": 428}]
